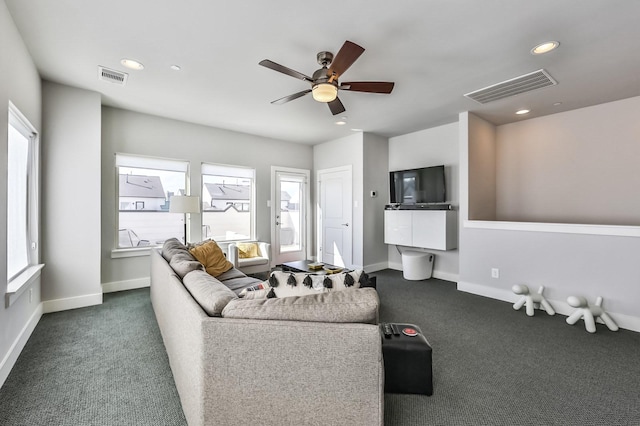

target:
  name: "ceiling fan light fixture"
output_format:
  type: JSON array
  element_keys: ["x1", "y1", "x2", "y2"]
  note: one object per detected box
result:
[{"x1": 312, "y1": 83, "x2": 338, "y2": 103}]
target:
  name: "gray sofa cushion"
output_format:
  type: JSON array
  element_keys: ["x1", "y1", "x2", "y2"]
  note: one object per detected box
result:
[
  {"x1": 216, "y1": 267, "x2": 263, "y2": 295},
  {"x1": 162, "y1": 238, "x2": 189, "y2": 262},
  {"x1": 182, "y1": 270, "x2": 238, "y2": 316},
  {"x1": 221, "y1": 288, "x2": 379, "y2": 324},
  {"x1": 170, "y1": 254, "x2": 204, "y2": 279},
  {"x1": 216, "y1": 267, "x2": 248, "y2": 281}
]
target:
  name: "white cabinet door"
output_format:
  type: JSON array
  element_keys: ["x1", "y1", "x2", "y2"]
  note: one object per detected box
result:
[
  {"x1": 412, "y1": 211, "x2": 447, "y2": 249},
  {"x1": 384, "y1": 210, "x2": 412, "y2": 246}
]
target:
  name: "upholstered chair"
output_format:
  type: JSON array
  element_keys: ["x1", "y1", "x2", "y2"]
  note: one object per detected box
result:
[{"x1": 227, "y1": 242, "x2": 271, "y2": 276}]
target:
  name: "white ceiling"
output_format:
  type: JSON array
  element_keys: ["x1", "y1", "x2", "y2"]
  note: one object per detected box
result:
[{"x1": 6, "y1": 0, "x2": 640, "y2": 145}]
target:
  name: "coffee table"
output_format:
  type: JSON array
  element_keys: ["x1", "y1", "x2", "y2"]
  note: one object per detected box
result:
[{"x1": 280, "y1": 260, "x2": 345, "y2": 274}]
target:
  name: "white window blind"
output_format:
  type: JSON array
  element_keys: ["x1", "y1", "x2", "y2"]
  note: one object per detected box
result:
[
  {"x1": 116, "y1": 153, "x2": 188, "y2": 172},
  {"x1": 201, "y1": 163, "x2": 254, "y2": 179}
]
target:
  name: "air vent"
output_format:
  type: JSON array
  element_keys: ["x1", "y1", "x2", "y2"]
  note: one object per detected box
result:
[
  {"x1": 98, "y1": 66, "x2": 128, "y2": 86},
  {"x1": 464, "y1": 69, "x2": 557, "y2": 104}
]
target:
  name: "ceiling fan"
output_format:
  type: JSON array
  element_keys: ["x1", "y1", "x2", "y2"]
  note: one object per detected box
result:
[{"x1": 259, "y1": 40, "x2": 395, "y2": 116}]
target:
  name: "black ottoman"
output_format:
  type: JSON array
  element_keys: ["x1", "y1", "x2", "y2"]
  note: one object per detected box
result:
[{"x1": 381, "y1": 323, "x2": 433, "y2": 395}]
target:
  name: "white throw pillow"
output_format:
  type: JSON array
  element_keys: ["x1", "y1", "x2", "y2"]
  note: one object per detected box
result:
[{"x1": 239, "y1": 270, "x2": 366, "y2": 299}]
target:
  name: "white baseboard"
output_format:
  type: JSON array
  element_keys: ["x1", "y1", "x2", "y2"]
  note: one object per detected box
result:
[
  {"x1": 42, "y1": 293, "x2": 103, "y2": 314},
  {"x1": 0, "y1": 303, "x2": 43, "y2": 388},
  {"x1": 457, "y1": 281, "x2": 515, "y2": 304},
  {"x1": 102, "y1": 277, "x2": 150, "y2": 293},
  {"x1": 457, "y1": 281, "x2": 640, "y2": 333},
  {"x1": 364, "y1": 261, "x2": 389, "y2": 273},
  {"x1": 432, "y1": 271, "x2": 459, "y2": 283},
  {"x1": 388, "y1": 261, "x2": 402, "y2": 270}
]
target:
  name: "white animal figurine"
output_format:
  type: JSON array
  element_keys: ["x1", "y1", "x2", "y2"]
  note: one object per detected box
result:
[
  {"x1": 512, "y1": 284, "x2": 556, "y2": 316},
  {"x1": 566, "y1": 296, "x2": 618, "y2": 333}
]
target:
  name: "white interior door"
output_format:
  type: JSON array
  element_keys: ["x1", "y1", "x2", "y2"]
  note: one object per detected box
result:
[
  {"x1": 271, "y1": 167, "x2": 309, "y2": 265},
  {"x1": 318, "y1": 166, "x2": 352, "y2": 268}
]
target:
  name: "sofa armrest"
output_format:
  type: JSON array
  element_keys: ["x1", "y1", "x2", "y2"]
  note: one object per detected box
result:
[
  {"x1": 257, "y1": 242, "x2": 271, "y2": 265},
  {"x1": 201, "y1": 319, "x2": 383, "y2": 426},
  {"x1": 227, "y1": 243, "x2": 240, "y2": 268}
]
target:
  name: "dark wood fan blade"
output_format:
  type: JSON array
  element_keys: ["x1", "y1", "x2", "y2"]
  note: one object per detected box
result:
[
  {"x1": 272, "y1": 89, "x2": 312, "y2": 105},
  {"x1": 327, "y1": 97, "x2": 346, "y2": 115},
  {"x1": 259, "y1": 59, "x2": 313, "y2": 82},
  {"x1": 340, "y1": 82, "x2": 395, "y2": 93},
  {"x1": 328, "y1": 41, "x2": 365, "y2": 79}
]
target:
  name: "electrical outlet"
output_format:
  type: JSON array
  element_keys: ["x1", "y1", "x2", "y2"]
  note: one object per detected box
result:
[
  {"x1": 491, "y1": 268, "x2": 500, "y2": 279},
  {"x1": 29, "y1": 288, "x2": 33, "y2": 303}
]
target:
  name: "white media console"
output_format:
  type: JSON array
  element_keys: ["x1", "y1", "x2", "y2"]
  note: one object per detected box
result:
[{"x1": 384, "y1": 209, "x2": 457, "y2": 250}]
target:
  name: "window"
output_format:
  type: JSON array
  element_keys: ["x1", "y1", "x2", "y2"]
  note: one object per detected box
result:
[
  {"x1": 115, "y1": 154, "x2": 188, "y2": 248},
  {"x1": 201, "y1": 163, "x2": 255, "y2": 242},
  {"x1": 7, "y1": 103, "x2": 39, "y2": 282}
]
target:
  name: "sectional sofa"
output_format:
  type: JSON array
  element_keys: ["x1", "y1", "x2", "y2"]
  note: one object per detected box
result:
[{"x1": 150, "y1": 239, "x2": 384, "y2": 426}]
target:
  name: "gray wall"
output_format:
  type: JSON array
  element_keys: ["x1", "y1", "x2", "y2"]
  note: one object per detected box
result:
[
  {"x1": 101, "y1": 107, "x2": 313, "y2": 287},
  {"x1": 468, "y1": 114, "x2": 496, "y2": 221},
  {"x1": 496, "y1": 96, "x2": 640, "y2": 225},
  {"x1": 459, "y1": 105, "x2": 640, "y2": 331},
  {"x1": 0, "y1": 0, "x2": 42, "y2": 385},
  {"x1": 363, "y1": 133, "x2": 389, "y2": 270},
  {"x1": 388, "y1": 122, "x2": 460, "y2": 281},
  {"x1": 41, "y1": 82, "x2": 102, "y2": 308}
]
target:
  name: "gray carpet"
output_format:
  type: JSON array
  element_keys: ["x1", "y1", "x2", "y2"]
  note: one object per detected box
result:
[
  {"x1": 1, "y1": 270, "x2": 639, "y2": 425},
  {"x1": 376, "y1": 270, "x2": 640, "y2": 426},
  {"x1": 0, "y1": 289, "x2": 186, "y2": 426}
]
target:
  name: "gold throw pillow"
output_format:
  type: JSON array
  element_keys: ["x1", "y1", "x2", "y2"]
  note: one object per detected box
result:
[
  {"x1": 237, "y1": 242, "x2": 260, "y2": 259},
  {"x1": 189, "y1": 240, "x2": 233, "y2": 277}
]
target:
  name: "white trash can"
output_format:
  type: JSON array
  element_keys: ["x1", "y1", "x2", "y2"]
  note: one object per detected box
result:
[{"x1": 402, "y1": 251, "x2": 434, "y2": 280}]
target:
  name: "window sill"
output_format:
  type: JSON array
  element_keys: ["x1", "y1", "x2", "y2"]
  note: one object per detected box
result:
[
  {"x1": 464, "y1": 220, "x2": 640, "y2": 237},
  {"x1": 6, "y1": 264, "x2": 44, "y2": 307},
  {"x1": 111, "y1": 247, "x2": 153, "y2": 258}
]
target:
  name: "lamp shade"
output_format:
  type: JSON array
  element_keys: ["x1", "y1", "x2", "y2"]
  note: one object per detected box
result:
[{"x1": 169, "y1": 195, "x2": 200, "y2": 214}]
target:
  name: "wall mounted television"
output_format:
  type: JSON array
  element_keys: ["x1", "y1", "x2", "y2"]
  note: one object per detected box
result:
[{"x1": 389, "y1": 165, "x2": 446, "y2": 204}]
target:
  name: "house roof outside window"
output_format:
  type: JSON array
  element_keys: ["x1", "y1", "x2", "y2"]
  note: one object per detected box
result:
[{"x1": 119, "y1": 175, "x2": 166, "y2": 198}]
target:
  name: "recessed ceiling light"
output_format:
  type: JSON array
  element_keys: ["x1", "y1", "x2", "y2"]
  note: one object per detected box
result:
[
  {"x1": 335, "y1": 120, "x2": 347, "y2": 125},
  {"x1": 516, "y1": 109, "x2": 530, "y2": 115},
  {"x1": 120, "y1": 58, "x2": 144, "y2": 70},
  {"x1": 170, "y1": 65, "x2": 181, "y2": 71},
  {"x1": 531, "y1": 41, "x2": 559, "y2": 55},
  {"x1": 553, "y1": 102, "x2": 562, "y2": 106}
]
